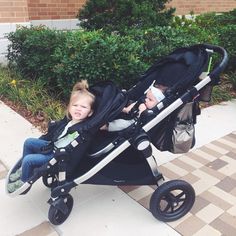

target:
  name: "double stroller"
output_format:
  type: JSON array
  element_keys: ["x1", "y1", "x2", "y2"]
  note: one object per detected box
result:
[{"x1": 6, "y1": 44, "x2": 228, "y2": 225}]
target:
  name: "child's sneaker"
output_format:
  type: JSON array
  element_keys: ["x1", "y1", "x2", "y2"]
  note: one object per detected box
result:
[
  {"x1": 9, "y1": 168, "x2": 22, "y2": 182},
  {"x1": 7, "y1": 179, "x2": 24, "y2": 193}
]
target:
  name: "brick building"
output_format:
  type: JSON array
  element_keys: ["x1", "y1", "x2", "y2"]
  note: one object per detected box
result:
[
  {"x1": 0, "y1": 0, "x2": 236, "y2": 63},
  {"x1": 1, "y1": 0, "x2": 236, "y2": 23}
]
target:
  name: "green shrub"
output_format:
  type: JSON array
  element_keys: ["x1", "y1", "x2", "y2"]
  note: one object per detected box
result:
[
  {"x1": 124, "y1": 26, "x2": 219, "y2": 65},
  {"x1": 7, "y1": 25, "x2": 67, "y2": 89},
  {"x1": 194, "y1": 11, "x2": 236, "y2": 71},
  {"x1": 171, "y1": 11, "x2": 236, "y2": 72},
  {"x1": 213, "y1": 25, "x2": 236, "y2": 72},
  {"x1": 52, "y1": 30, "x2": 147, "y2": 97},
  {"x1": 52, "y1": 26, "x2": 222, "y2": 97},
  {"x1": 77, "y1": 0, "x2": 175, "y2": 33},
  {"x1": 6, "y1": 9, "x2": 236, "y2": 98},
  {"x1": 195, "y1": 9, "x2": 236, "y2": 28},
  {"x1": 211, "y1": 81, "x2": 233, "y2": 104}
]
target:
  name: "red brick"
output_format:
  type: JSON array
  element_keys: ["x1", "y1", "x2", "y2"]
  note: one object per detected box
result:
[{"x1": 1, "y1": 0, "x2": 236, "y2": 23}]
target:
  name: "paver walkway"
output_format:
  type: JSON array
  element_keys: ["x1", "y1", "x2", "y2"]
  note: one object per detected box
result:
[
  {"x1": 1, "y1": 99, "x2": 236, "y2": 235},
  {"x1": 120, "y1": 131, "x2": 236, "y2": 236},
  {"x1": 1, "y1": 132, "x2": 236, "y2": 235}
]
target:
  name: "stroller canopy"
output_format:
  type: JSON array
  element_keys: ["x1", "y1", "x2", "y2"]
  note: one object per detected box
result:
[{"x1": 127, "y1": 44, "x2": 209, "y2": 101}]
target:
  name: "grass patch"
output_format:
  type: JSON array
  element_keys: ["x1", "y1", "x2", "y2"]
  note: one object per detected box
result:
[
  {"x1": 225, "y1": 72, "x2": 236, "y2": 90},
  {"x1": 0, "y1": 66, "x2": 65, "y2": 131},
  {"x1": 211, "y1": 74, "x2": 236, "y2": 104}
]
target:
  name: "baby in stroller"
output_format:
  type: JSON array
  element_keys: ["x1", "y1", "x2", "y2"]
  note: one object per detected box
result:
[
  {"x1": 102, "y1": 82, "x2": 168, "y2": 132},
  {"x1": 7, "y1": 80, "x2": 95, "y2": 192},
  {"x1": 6, "y1": 44, "x2": 228, "y2": 226}
]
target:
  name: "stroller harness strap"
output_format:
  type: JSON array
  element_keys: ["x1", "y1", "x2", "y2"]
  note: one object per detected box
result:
[
  {"x1": 54, "y1": 131, "x2": 80, "y2": 149},
  {"x1": 64, "y1": 131, "x2": 88, "y2": 153}
]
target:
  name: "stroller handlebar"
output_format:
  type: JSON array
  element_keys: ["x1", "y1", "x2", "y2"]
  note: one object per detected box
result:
[{"x1": 202, "y1": 44, "x2": 229, "y2": 79}]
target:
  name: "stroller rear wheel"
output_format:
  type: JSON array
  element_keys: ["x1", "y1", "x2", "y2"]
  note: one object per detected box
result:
[
  {"x1": 150, "y1": 179, "x2": 195, "y2": 222},
  {"x1": 48, "y1": 194, "x2": 73, "y2": 225}
]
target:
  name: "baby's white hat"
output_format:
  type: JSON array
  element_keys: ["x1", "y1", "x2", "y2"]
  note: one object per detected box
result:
[{"x1": 148, "y1": 80, "x2": 165, "y2": 102}]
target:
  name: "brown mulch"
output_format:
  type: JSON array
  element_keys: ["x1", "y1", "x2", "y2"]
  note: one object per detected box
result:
[{"x1": 1, "y1": 97, "x2": 47, "y2": 132}]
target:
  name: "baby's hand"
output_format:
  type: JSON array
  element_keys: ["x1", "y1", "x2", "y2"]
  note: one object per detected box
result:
[
  {"x1": 138, "y1": 103, "x2": 147, "y2": 114},
  {"x1": 100, "y1": 124, "x2": 108, "y2": 130},
  {"x1": 122, "y1": 103, "x2": 135, "y2": 113},
  {"x1": 122, "y1": 107, "x2": 129, "y2": 113}
]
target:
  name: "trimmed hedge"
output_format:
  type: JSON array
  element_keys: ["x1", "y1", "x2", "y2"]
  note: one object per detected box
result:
[
  {"x1": 8, "y1": 27, "x2": 150, "y2": 98},
  {"x1": 7, "y1": 26, "x2": 67, "y2": 88},
  {"x1": 6, "y1": 11, "x2": 236, "y2": 98},
  {"x1": 52, "y1": 30, "x2": 147, "y2": 96},
  {"x1": 174, "y1": 11, "x2": 236, "y2": 72}
]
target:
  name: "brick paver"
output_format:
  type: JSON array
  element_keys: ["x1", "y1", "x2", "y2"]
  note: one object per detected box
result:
[{"x1": 119, "y1": 132, "x2": 236, "y2": 236}]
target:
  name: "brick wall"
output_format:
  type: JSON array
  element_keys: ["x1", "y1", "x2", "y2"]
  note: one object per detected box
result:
[
  {"x1": 169, "y1": 0, "x2": 236, "y2": 15},
  {"x1": 27, "y1": 0, "x2": 86, "y2": 20},
  {"x1": 0, "y1": 0, "x2": 236, "y2": 23},
  {"x1": 0, "y1": 0, "x2": 29, "y2": 23}
]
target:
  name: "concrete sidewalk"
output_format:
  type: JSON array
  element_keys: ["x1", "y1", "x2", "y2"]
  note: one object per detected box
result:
[{"x1": 0, "y1": 99, "x2": 236, "y2": 236}]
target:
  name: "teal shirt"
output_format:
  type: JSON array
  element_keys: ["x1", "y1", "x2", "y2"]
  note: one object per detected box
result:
[
  {"x1": 54, "y1": 121, "x2": 80, "y2": 148},
  {"x1": 54, "y1": 131, "x2": 79, "y2": 148}
]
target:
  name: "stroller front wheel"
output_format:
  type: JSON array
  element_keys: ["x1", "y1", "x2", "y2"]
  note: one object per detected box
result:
[
  {"x1": 48, "y1": 194, "x2": 73, "y2": 225},
  {"x1": 150, "y1": 179, "x2": 195, "y2": 222},
  {"x1": 42, "y1": 173, "x2": 58, "y2": 188}
]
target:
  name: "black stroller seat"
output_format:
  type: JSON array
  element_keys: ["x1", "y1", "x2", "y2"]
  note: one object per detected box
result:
[
  {"x1": 6, "y1": 81, "x2": 128, "y2": 196},
  {"x1": 88, "y1": 44, "x2": 212, "y2": 159}
]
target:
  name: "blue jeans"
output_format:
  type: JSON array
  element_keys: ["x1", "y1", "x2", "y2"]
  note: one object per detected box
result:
[{"x1": 21, "y1": 138, "x2": 54, "y2": 182}]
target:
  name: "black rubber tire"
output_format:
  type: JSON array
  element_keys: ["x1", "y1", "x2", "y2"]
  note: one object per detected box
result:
[
  {"x1": 150, "y1": 179, "x2": 195, "y2": 222},
  {"x1": 48, "y1": 194, "x2": 74, "y2": 225},
  {"x1": 42, "y1": 173, "x2": 58, "y2": 188}
]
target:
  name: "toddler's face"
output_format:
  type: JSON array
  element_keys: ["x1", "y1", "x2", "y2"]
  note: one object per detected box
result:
[{"x1": 69, "y1": 96, "x2": 93, "y2": 123}]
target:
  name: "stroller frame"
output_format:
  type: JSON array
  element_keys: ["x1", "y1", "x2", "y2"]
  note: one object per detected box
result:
[{"x1": 6, "y1": 44, "x2": 228, "y2": 225}]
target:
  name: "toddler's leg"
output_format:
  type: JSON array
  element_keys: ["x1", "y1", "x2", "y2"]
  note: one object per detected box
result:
[
  {"x1": 23, "y1": 138, "x2": 50, "y2": 157},
  {"x1": 21, "y1": 153, "x2": 53, "y2": 182}
]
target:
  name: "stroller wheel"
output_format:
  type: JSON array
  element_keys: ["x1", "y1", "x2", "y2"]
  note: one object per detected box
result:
[
  {"x1": 150, "y1": 179, "x2": 195, "y2": 222},
  {"x1": 42, "y1": 173, "x2": 58, "y2": 188},
  {"x1": 48, "y1": 194, "x2": 73, "y2": 225}
]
